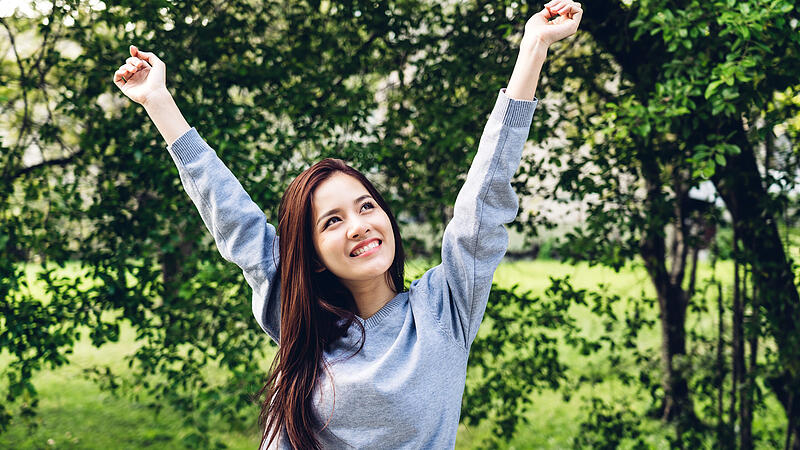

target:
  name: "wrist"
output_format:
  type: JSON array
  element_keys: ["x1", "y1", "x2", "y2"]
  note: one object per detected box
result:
[
  {"x1": 520, "y1": 35, "x2": 550, "y2": 55},
  {"x1": 142, "y1": 87, "x2": 173, "y2": 110}
]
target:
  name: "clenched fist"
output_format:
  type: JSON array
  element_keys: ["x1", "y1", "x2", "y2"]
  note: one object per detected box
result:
[
  {"x1": 524, "y1": 0, "x2": 583, "y2": 47},
  {"x1": 113, "y1": 45, "x2": 168, "y2": 107}
]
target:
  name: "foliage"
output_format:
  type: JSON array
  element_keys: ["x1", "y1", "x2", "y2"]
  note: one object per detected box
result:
[
  {"x1": 497, "y1": 0, "x2": 800, "y2": 445},
  {"x1": 462, "y1": 284, "x2": 570, "y2": 447},
  {"x1": 0, "y1": 0, "x2": 434, "y2": 443},
  {"x1": 572, "y1": 397, "x2": 648, "y2": 450},
  {"x1": 3, "y1": 0, "x2": 800, "y2": 447},
  {"x1": 463, "y1": 273, "x2": 663, "y2": 447}
]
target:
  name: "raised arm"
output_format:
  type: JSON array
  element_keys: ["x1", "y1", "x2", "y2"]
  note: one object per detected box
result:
[
  {"x1": 411, "y1": 1, "x2": 583, "y2": 349},
  {"x1": 113, "y1": 45, "x2": 190, "y2": 146},
  {"x1": 113, "y1": 46, "x2": 281, "y2": 340},
  {"x1": 506, "y1": 0, "x2": 583, "y2": 101}
]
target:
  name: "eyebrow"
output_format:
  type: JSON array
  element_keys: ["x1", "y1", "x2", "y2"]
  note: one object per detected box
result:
[{"x1": 316, "y1": 194, "x2": 374, "y2": 227}]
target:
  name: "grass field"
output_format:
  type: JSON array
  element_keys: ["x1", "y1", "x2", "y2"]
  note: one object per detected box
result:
[{"x1": 0, "y1": 259, "x2": 787, "y2": 448}]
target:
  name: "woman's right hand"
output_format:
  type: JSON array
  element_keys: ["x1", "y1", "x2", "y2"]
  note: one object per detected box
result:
[
  {"x1": 113, "y1": 45, "x2": 168, "y2": 107},
  {"x1": 522, "y1": 0, "x2": 583, "y2": 48}
]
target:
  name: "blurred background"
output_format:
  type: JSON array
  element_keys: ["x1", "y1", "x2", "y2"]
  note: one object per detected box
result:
[{"x1": 1, "y1": 0, "x2": 799, "y2": 448}]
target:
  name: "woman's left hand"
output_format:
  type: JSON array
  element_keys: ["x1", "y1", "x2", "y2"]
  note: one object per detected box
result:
[{"x1": 522, "y1": 1, "x2": 583, "y2": 48}]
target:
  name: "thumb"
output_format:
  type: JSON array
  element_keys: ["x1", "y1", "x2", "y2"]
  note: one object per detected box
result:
[{"x1": 571, "y1": 8, "x2": 583, "y2": 26}]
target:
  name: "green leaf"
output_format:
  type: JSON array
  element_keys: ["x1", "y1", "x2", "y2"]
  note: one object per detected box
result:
[{"x1": 705, "y1": 80, "x2": 724, "y2": 99}]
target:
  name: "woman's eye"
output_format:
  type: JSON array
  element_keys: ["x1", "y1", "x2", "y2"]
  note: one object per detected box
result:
[
  {"x1": 361, "y1": 201, "x2": 375, "y2": 212},
  {"x1": 324, "y1": 217, "x2": 341, "y2": 228}
]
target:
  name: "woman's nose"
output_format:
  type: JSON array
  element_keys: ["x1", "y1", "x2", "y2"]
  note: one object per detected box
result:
[{"x1": 347, "y1": 221, "x2": 370, "y2": 239}]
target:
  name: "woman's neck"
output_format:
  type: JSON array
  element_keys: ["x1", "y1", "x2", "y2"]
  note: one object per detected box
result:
[{"x1": 342, "y1": 277, "x2": 397, "y2": 319}]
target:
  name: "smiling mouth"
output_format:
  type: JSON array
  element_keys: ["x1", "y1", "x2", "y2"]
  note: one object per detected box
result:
[{"x1": 350, "y1": 240, "x2": 381, "y2": 257}]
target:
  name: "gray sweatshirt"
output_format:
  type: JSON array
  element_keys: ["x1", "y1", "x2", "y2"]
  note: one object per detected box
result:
[{"x1": 166, "y1": 89, "x2": 537, "y2": 449}]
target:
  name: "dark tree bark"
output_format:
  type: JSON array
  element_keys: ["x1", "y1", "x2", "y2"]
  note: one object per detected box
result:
[
  {"x1": 731, "y1": 257, "x2": 743, "y2": 444},
  {"x1": 657, "y1": 281, "x2": 692, "y2": 422},
  {"x1": 639, "y1": 153, "x2": 695, "y2": 424},
  {"x1": 716, "y1": 280, "x2": 728, "y2": 446},
  {"x1": 742, "y1": 278, "x2": 759, "y2": 450}
]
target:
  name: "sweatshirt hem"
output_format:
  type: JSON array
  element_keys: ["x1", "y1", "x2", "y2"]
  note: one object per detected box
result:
[
  {"x1": 492, "y1": 89, "x2": 538, "y2": 128},
  {"x1": 167, "y1": 127, "x2": 207, "y2": 164}
]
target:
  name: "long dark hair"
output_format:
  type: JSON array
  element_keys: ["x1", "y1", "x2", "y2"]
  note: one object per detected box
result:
[{"x1": 257, "y1": 158, "x2": 405, "y2": 449}]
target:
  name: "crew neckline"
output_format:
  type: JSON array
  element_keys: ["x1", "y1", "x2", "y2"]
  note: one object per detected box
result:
[{"x1": 356, "y1": 292, "x2": 407, "y2": 330}]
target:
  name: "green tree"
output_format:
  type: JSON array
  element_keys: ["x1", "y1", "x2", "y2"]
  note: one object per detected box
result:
[
  {"x1": 1, "y1": 0, "x2": 433, "y2": 442},
  {"x1": 523, "y1": 0, "x2": 800, "y2": 445},
  {"x1": 4, "y1": 0, "x2": 799, "y2": 447},
  {"x1": 376, "y1": 0, "x2": 800, "y2": 446}
]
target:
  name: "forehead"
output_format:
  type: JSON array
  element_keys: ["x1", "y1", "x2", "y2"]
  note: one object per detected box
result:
[{"x1": 312, "y1": 172, "x2": 371, "y2": 215}]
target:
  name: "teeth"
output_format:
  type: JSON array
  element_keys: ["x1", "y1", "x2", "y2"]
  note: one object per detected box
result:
[{"x1": 352, "y1": 241, "x2": 379, "y2": 256}]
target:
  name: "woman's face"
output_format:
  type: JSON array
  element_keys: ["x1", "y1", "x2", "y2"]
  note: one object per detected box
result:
[{"x1": 311, "y1": 172, "x2": 396, "y2": 288}]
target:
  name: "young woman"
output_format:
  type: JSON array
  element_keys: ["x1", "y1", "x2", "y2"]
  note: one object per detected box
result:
[{"x1": 113, "y1": 1, "x2": 582, "y2": 448}]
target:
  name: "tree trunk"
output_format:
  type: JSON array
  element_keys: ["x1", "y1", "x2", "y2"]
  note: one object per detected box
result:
[
  {"x1": 639, "y1": 160, "x2": 695, "y2": 425},
  {"x1": 769, "y1": 373, "x2": 800, "y2": 450},
  {"x1": 712, "y1": 117, "x2": 800, "y2": 450},
  {"x1": 658, "y1": 282, "x2": 691, "y2": 422},
  {"x1": 716, "y1": 280, "x2": 728, "y2": 446},
  {"x1": 731, "y1": 258, "x2": 743, "y2": 444},
  {"x1": 742, "y1": 277, "x2": 758, "y2": 450}
]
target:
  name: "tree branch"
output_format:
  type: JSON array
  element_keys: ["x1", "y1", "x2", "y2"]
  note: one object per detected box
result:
[
  {"x1": 0, "y1": 18, "x2": 31, "y2": 160},
  {"x1": 12, "y1": 149, "x2": 84, "y2": 179}
]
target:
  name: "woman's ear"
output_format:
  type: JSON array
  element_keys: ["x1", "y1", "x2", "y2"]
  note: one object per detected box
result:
[{"x1": 313, "y1": 259, "x2": 326, "y2": 273}]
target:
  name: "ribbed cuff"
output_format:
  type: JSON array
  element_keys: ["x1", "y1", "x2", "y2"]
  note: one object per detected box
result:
[
  {"x1": 166, "y1": 127, "x2": 209, "y2": 164},
  {"x1": 490, "y1": 88, "x2": 538, "y2": 128}
]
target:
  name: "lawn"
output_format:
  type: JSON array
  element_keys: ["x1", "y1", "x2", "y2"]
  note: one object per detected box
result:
[{"x1": 0, "y1": 258, "x2": 787, "y2": 448}]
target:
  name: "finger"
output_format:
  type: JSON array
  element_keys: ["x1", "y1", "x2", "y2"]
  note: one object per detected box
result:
[
  {"x1": 557, "y1": 2, "x2": 580, "y2": 19},
  {"x1": 562, "y1": 4, "x2": 582, "y2": 21},
  {"x1": 571, "y1": 7, "x2": 583, "y2": 25},
  {"x1": 552, "y1": 7, "x2": 582, "y2": 34},
  {"x1": 543, "y1": 1, "x2": 566, "y2": 20},
  {"x1": 117, "y1": 64, "x2": 131, "y2": 79},
  {"x1": 553, "y1": 0, "x2": 575, "y2": 13},
  {"x1": 549, "y1": 0, "x2": 570, "y2": 12},
  {"x1": 126, "y1": 56, "x2": 145, "y2": 67},
  {"x1": 553, "y1": 3, "x2": 570, "y2": 14},
  {"x1": 539, "y1": 6, "x2": 555, "y2": 19},
  {"x1": 123, "y1": 64, "x2": 139, "y2": 78},
  {"x1": 114, "y1": 69, "x2": 126, "y2": 87},
  {"x1": 131, "y1": 46, "x2": 163, "y2": 69},
  {"x1": 138, "y1": 51, "x2": 161, "y2": 68}
]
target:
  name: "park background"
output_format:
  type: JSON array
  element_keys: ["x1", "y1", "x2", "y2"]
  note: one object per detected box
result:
[{"x1": 2, "y1": 0, "x2": 800, "y2": 448}]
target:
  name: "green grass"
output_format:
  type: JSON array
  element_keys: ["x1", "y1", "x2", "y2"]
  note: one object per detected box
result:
[
  {"x1": 1, "y1": 259, "x2": 788, "y2": 448},
  {"x1": 0, "y1": 325, "x2": 261, "y2": 449}
]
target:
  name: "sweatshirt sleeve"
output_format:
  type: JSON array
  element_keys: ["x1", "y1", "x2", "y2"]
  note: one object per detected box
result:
[
  {"x1": 167, "y1": 128, "x2": 281, "y2": 343},
  {"x1": 410, "y1": 89, "x2": 537, "y2": 349}
]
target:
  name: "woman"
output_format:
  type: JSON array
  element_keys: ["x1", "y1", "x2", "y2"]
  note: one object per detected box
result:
[{"x1": 113, "y1": 1, "x2": 582, "y2": 448}]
